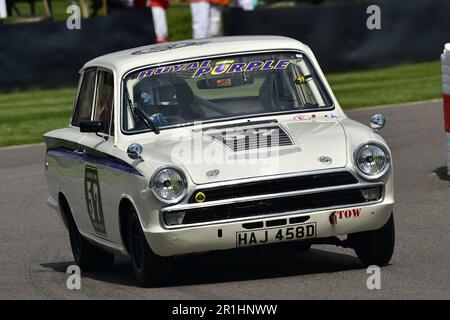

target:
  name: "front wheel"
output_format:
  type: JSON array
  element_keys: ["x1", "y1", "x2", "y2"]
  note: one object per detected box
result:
[
  {"x1": 349, "y1": 213, "x2": 395, "y2": 266},
  {"x1": 127, "y1": 207, "x2": 168, "y2": 286}
]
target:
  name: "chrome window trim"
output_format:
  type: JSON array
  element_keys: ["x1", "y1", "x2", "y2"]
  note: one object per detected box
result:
[
  {"x1": 71, "y1": 68, "x2": 96, "y2": 127},
  {"x1": 70, "y1": 72, "x2": 84, "y2": 126},
  {"x1": 90, "y1": 68, "x2": 99, "y2": 121},
  {"x1": 93, "y1": 67, "x2": 115, "y2": 136}
]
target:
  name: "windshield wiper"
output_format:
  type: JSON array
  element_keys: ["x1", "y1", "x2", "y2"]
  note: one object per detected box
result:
[{"x1": 124, "y1": 85, "x2": 160, "y2": 134}]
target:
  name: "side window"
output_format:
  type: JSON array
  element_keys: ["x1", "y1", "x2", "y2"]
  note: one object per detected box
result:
[
  {"x1": 72, "y1": 69, "x2": 96, "y2": 126},
  {"x1": 93, "y1": 70, "x2": 114, "y2": 135}
]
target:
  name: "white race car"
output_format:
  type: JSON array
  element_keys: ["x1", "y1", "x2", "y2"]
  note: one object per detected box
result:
[{"x1": 44, "y1": 36, "x2": 394, "y2": 286}]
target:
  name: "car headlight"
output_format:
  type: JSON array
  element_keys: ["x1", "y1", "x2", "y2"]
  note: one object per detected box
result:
[
  {"x1": 354, "y1": 143, "x2": 390, "y2": 179},
  {"x1": 150, "y1": 166, "x2": 187, "y2": 203}
]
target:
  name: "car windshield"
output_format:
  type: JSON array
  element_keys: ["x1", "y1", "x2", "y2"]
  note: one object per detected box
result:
[{"x1": 122, "y1": 52, "x2": 332, "y2": 132}]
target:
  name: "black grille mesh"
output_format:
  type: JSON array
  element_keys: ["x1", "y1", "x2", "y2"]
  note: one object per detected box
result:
[
  {"x1": 167, "y1": 187, "x2": 380, "y2": 225},
  {"x1": 188, "y1": 171, "x2": 357, "y2": 203}
]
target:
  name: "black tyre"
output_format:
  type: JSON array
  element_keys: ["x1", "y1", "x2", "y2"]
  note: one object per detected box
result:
[
  {"x1": 349, "y1": 213, "x2": 395, "y2": 266},
  {"x1": 297, "y1": 241, "x2": 312, "y2": 252},
  {"x1": 64, "y1": 201, "x2": 114, "y2": 272},
  {"x1": 127, "y1": 207, "x2": 168, "y2": 286}
]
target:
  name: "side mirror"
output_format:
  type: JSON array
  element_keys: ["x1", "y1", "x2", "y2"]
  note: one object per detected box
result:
[
  {"x1": 127, "y1": 143, "x2": 143, "y2": 161},
  {"x1": 370, "y1": 114, "x2": 385, "y2": 133},
  {"x1": 80, "y1": 120, "x2": 104, "y2": 133}
]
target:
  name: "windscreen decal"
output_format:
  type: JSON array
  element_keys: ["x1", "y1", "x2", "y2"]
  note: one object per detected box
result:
[{"x1": 137, "y1": 59, "x2": 292, "y2": 80}]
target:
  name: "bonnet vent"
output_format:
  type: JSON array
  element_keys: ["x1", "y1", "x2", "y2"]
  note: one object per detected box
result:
[{"x1": 202, "y1": 120, "x2": 294, "y2": 152}]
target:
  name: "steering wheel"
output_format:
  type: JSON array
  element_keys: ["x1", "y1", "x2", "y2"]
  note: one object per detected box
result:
[{"x1": 142, "y1": 103, "x2": 181, "y2": 117}]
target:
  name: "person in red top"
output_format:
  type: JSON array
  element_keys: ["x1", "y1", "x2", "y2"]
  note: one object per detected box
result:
[
  {"x1": 189, "y1": 0, "x2": 230, "y2": 39},
  {"x1": 150, "y1": 0, "x2": 170, "y2": 43}
]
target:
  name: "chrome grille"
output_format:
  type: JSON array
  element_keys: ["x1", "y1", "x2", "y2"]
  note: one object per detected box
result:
[
  {"x1": 188, "y1": 171, "x2": 357, "y2": 203},
  {"x1": 160, "y1": 170, "x2": 384, "y2": 228}
]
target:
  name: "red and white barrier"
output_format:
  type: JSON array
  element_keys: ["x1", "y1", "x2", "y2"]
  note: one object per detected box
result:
[
  {"x1": 442, "y1": 43, "x2": 450, "y2": 175},
  {"x1": 0, "y1": 0, "x2": 7, "y2": 19}
]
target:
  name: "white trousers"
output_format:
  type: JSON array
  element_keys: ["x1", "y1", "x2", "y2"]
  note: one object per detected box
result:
[
  {"x1": 208, "y1": 4, "x2": 223, "y2": 37},
  {"x1": 0, "y1": 0, "x2": 7, "y2": 19},
  {"x1": 151, "y1": 6, "x2": 168, "y2": 41},
  {"x1": 190, "y1": 2, "x2": 225, "y2": 39},
  {"x1": 190, "y1": 2, "x2": 210, "y2": 39},
  {"x1": 238, "y1": 0, "x2": 255, "y2": 11}
]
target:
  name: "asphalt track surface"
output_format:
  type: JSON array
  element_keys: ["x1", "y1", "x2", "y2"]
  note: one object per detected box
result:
[{"x1": 0, "y1": 101, "x2": 449, "y2": 299}]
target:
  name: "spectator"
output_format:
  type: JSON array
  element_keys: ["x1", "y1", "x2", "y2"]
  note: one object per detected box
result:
[
  {"x1": 189, "y1": 0, "x2": 210, "y2": 39},
  {"x1": 150, "y1": 0, "x2": 169, "y2": 43},
  {"x1": 237, "y1": 0, "x2": 254, "y2": 10},
  {"x1": 0, "y1": 0, "x2": 7, "y2": 18},
  {"x1": 190, "y1": 0, "x2": 230, "y2": 39},
  {"x1": 209, "y1": 0, "x2": 229, "y2": 37}
]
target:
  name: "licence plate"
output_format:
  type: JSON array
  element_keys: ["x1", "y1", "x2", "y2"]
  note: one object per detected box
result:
[{"x1": 236, "y1": 222, "x2": 316, "y2": 248}]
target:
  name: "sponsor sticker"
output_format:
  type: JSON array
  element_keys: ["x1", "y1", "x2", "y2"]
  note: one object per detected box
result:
[
  {"x1": 335, "y1": 208, "x2": 361, "y2": 220},
  {"x1": 216, "y1": 78, "x2": 232, "y2": 87},
  {"x1": 293, "y1": 115, "x2": 311, "y2": 121},
  {"x1": 324, "y1": 114, "x2": 339, "y2": 120},
  {"x1": 194, "y1": 192, "x2": 206, "y2": 203},
  {"x1": 137, "y1": 59, "x2": 292, "y2": 79}
]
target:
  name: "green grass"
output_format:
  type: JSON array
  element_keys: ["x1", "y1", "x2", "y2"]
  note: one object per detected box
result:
[
  {"x1": 0, "y1": 88, "x2": 76, "y2": 146},
  {"x1": 167, "y1": 4, "x2": 192, "y2": 41},
  {"x1": 0, "y1": 61, "x2": 442, "y2": 147},
  {"x1": 328, "y1": 60, "x2": 441, "y2": 109}
]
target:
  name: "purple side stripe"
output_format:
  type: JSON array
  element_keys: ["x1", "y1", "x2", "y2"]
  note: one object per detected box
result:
[{"x1": 47, "y1": 147, "x2": 143, "y2": 177}]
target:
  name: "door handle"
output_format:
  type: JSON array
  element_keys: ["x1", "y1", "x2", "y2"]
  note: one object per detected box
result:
[{"x1": 74, "y1": 146, "x2": 85, "y2": 155}]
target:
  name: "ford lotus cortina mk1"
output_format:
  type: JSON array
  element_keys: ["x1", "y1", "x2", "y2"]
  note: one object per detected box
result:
[{"x1": 44, "y1": 36, "x2": 394, "y2": 285}]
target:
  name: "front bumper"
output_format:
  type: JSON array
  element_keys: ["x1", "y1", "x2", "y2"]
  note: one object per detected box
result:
[
  {"x1": 145, "y1": 168, "x2": 393, "y2": 257},
  {"x1": 144, "y1": 169, "x2": 394, "y2": 256},
  {"x1": 146, "y1": 202, "x2": 393, "y2": 256}
]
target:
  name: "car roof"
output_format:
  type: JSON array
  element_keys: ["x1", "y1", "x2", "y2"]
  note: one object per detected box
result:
[{"x1": 83, "y1": 36, "x2": 309, "y2": 75}]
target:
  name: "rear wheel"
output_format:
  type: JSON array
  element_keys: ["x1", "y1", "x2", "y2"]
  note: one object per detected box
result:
[
  {"x1": 127, "y1": 207, "x2": 168, "y2": 286},
  {"x1": 349, "y1": 213, "x2": 395, "y2": 266},
  {"x1": 65, "y1": 206, "x2": 115, "y2": 272}
]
